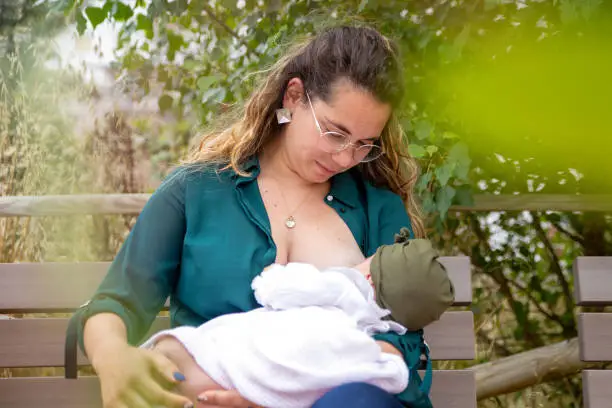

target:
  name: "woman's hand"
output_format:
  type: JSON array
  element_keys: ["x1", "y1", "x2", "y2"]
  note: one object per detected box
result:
[
  {"x1": 197, "y1": 389, "x2": 262, "y2": 408},
  {"x1": 92, "y1": 342, "x2": 195, "y2": 408}
]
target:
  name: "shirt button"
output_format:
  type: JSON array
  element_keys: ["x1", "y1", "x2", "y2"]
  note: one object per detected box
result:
[
  {"x1": 326, "y1": 195, "x2": 334, "y2": 202},
  {"x1": 340, "y1": 208, "x2": 346, "y2": 213}
]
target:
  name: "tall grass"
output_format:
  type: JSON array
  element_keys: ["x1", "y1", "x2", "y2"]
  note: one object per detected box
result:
[{"x1": 0, "y1": 42, "x2": 146, "y2": 379}]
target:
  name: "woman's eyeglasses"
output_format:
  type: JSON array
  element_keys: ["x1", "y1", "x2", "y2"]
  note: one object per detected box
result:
[{"x1": 306, "y1": 92, "x2": 383, "y2": 163}]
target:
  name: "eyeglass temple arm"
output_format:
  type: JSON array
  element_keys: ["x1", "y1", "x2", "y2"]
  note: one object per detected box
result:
[{"x1": 306, "y1": 92, "x2": 323, "y2": 134}]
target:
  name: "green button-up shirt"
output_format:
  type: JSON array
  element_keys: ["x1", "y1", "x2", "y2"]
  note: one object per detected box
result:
[{"x1": 75, "y1": 156, "x2": 415, "y2": 399}]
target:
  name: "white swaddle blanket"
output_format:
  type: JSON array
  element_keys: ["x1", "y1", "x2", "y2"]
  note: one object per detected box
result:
[{"x1": 140, "y1": 263, "x2": 409, "y2": 408}]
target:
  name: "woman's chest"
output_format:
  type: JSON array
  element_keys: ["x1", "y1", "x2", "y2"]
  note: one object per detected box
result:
[
  {"x1": 267, "y1": 200, "x2": 366, "y2": 269},
  {"x1": 175, "y1": 180, "x2": 367, "y2": 321}
]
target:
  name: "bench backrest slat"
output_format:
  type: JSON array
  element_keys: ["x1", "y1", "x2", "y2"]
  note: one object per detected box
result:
[
  {"x1": 573, "y1": 256, "x2": 612, "y2": 408},
  {"x1": 582, "y1": 370, "x2": 612, "y2": 408},
  {"x1": 573, "y1": 257, "x2": 612, "y2": 306},
  {"x1": 0, "y1": 257, "x2": 472, "y2": 313},
  {"x1": 578, "y1": 314, "x2": 612, "y2": 362}
]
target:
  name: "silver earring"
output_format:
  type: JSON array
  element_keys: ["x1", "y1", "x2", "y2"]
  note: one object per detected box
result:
[{"x1": 275, "y1": 108, "x2": 292, "y2": 124}]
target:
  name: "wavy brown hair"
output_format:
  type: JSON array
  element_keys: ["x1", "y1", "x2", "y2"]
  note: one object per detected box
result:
[{"x1": 182, "y1": 26, "x2": 425, "y2": 237}]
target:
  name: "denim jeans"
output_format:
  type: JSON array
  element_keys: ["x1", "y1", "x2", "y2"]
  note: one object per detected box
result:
[{"x1": 311, "y1": 382, "x2": 404, "y2": 408}]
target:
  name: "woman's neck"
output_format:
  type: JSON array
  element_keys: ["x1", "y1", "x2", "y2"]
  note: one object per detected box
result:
[{"x1": 259, "y1": 139, "x2": 317, "y2": 189}]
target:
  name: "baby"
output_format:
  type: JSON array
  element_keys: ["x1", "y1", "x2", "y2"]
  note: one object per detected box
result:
[{"x1": 140, "y1": 229, "x2": 455, "y2": 408}]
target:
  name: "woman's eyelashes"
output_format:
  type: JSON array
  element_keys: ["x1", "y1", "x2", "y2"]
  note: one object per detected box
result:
[{"x1": 322, "y1": 119, "x2": 376, "y2": 146}]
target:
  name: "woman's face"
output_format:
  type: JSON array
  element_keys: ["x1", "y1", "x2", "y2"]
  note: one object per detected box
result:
[{"x1": 281, "y1": 79, "x2": 392, "y2": 183}]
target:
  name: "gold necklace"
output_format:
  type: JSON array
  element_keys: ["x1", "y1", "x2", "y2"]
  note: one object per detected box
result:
[{"x1": 266, "y1": 175, "x2": 316, "y2": 229}]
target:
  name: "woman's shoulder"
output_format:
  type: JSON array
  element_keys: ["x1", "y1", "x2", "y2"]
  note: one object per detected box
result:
[{"x1": 157, "y1": 162, "x2": 236, "y2": 193}]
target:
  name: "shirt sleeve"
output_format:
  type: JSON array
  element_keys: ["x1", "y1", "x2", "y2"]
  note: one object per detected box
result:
[
  {"x1": 72, "y1": 168, "x2": 188, "y2": 355},
  {"x1": 367, "y1": 186, "x2": 421, "y2": 405},
  {"x1": 367, "y1": 186, "x2": 414, "y2": 255}
]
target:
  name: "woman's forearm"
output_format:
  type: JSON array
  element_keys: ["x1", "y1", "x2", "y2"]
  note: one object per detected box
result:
[{"x1": 84, "y1": 312, "x2": 130, "y2": 369}]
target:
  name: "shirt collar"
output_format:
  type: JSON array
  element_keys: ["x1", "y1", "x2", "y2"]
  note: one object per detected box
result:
[
  {"x1": 231, "y1": 155, "x2": 260, "y2": 185},
  {"x1": 329, "y1": 169, "x2": 360, "y2": 209}
]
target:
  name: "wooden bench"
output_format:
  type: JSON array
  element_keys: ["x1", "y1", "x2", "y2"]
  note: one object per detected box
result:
[
  {"x1": 574, "y1": 256, "x2": 612, "y2": 408},
  {"x1": 0, "y1": 217, "x2": 477, "y2": 407}
]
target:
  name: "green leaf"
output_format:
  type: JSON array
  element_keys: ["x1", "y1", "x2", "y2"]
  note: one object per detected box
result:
[
  {"x1": 102, "y1": 1, "x2": 114, "y2": 15},
  {"x1": 408, "y1": 144, "x2": 426, "y2": 158},
  {"x1": 63, "y1": 0, "x2": 79, "y2": 16},
  {"x1": 416, "y1": 172, "x2": 432, "y2": 192},
  {"x1": 76, "y1": 11, "x2": 88, "y2": 35},
  {"x1": 415, "y1": 120, "x2": 432, "y2": 140},
  {"x1": 167, "y1": 32, "x2": 185, "y2": 61},
  {"x1": 158, "y1": 94, "x2": 174, "y2": 112},
  {"x1": 421, "y1": 192, "x2": 436, "y2": 214},
  {"x1": 358, "y1": 0, "x2": 369, "y2": 12},
  {"x1": 183, "y1": 60, "x2": 201, "y2": 71},
  {"x1": 448, "y1": 142, "x2": 471, "y2": 180},
  {"x1": 454, "y1": 185, "x2": 474, "y2": 207},
  {"x1": 400, "y1": 117, "x2": 413, "y2": 132},
  {"x1": 114, "y1": 2, "x2": 134, "y2": 21},
  {"x1": 136, "y1": 14, "x2": 153, "y2": 39},
  {"x1": 197, "y1": 76, "x2": 221, "y2": 91},
  {"x1": 448, "y1": 142, "x2": 469, "y2": 163},
  {"x1": 426, "y1": 145, "x2": 438, "y2": 156},
  {"x1": 435, "y1": 162, "x2": 454, "y2": 186},
  {"x1": 436, "y1": 185, "x2": 456, "y2": 217},
  {"x1": 85, "y1": 6, "x2": 108, "y2": 29}
]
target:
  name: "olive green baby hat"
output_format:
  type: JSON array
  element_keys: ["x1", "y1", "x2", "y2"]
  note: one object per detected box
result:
[{"x1": 370, "y1": 228, "x2": 455, "y2": 330}]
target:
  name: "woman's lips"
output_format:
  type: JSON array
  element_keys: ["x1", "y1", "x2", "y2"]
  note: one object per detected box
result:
[{"x1": 316, "y1": 161, "x2": 336, "y2": 175}]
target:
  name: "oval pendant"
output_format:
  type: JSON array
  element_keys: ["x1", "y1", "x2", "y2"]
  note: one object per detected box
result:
[{"x1": 285, "y1": 216, "x2": 296, "y2": 229}]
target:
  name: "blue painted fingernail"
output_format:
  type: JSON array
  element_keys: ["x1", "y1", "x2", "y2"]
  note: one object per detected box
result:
[{"x1": 173, "y1": 372, "x2": 186, "y2": 382}]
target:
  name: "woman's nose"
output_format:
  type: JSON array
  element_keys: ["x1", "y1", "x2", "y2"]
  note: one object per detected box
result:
[{"x1": 331, "y1": 148, "x2": 355, "y2": 168}]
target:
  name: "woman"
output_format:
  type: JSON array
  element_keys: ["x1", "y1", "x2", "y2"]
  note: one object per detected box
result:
[{"x1": 71, "y1": 25, "x2": 432, "y2": 408}]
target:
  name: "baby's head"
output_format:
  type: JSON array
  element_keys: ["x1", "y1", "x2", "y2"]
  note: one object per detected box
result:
[{"x1": 359, "y1": 228, "x2": 455, "y2": 330}]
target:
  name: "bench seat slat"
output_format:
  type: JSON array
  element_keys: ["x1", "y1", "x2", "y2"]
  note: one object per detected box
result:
[
  {"x1": 578, "y1": 313, "x2": 612, "y2": 362},
  {"x1": 583, "y1": 370, "x2": 612, "y2": 408},
  {"x1": 429, "y1": 369, "x2": 476, "y2": 408},
  {"x1": 573, "y1": 257, "x2": 612, "y2": 306},
  {"x1": 0, "y1": 258, "x2": 472, "y2": 313},
  {"x1": 424, "y1": 311, "x2": 475, "y2": 360},
  {"x1": 0, "y1": 312, "x2": 474, "y2": 368},
  {"x1": 0, "y1": 370, "x2": 476, "y2": 408}
]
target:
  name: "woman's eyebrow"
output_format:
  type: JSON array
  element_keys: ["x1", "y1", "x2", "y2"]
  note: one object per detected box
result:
[
  {"x1": 323, "y1": 116, "x2": 352, "y2": 136},
  {"x1": 322, "y1": 116, "x2": 380, "y2": 141}
]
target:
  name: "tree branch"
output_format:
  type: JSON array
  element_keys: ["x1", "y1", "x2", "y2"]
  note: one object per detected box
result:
[
  {"x1": 200, "y1": 3, "x2": 261, "y2": 58},
  {"x1": 477, "y1": 327, "x2": 513, "y2": 358},
  {"x1": 468, "y1": 214, "x2": 543, "y2": 348},
  {"x1": 475, "y1": 337, "x2": 598, "y2": 400},
  {"x1": 531, "y1": 212, "x2": 575, "y2": 324},
  {"x1": 544, "y1": 215, "x2": 585, "y2": 246},
  {"x1": 506, "y1": 279, "x2": 567, "y2": 329}
]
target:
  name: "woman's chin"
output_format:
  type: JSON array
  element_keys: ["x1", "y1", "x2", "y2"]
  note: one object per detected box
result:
[{"x1": 312, "y1": 161, "x2": 336, "y2": 182}]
